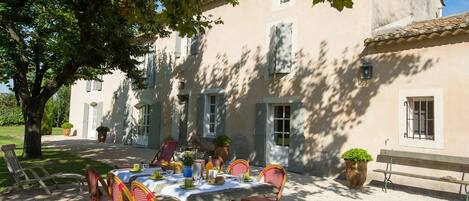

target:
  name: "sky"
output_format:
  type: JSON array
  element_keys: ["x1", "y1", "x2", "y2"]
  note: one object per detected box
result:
[{"x1": 443, "y1": 0, "x2": 469, "y2": 16}]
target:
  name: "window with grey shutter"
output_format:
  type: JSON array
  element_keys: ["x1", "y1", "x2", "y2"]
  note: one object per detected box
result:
[
  {"x1": 86, "y1": 81, "x2": 91, "y2": 92},
  {"x1": 146, "y1": 53, "x2": 155, "y2": 88},
  {"x1": 94, "y1": 75, "x2": 103, "y2": 91},
  {"x1": 175, "y1": 33, "x2": 182, "y2": 58},
  {"x1": 190, "y1": 34, "x2": 201, "y2": 55},
  {"x1": 269, "y1": 23, "x2": 293, "y2": 74}
]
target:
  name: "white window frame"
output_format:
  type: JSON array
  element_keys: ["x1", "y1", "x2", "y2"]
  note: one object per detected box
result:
[
  {"x1": 204, "y1": 95, "x2": 218, "y2": 138},
  {"x1": 272, "y1": 105, "x2": 291, "y2": 147},
  {"x1": 138, "y1": 105, "x2": 151, "y2": 136},
  {"x1": 398, "y1": 88, "x2": 444, "y2": 149},
  {"x1": 272, "y1": 0, "x2": 295, "y2": 11}
]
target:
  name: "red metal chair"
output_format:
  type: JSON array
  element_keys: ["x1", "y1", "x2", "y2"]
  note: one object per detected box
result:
[
  {"x1": 85, "y1": 165, "x2": 110, "y2": 201},
  {"x1": 131, "y1": 181, "x2": 156, "y2": 201},
  {"x1": 150, "y1": 141, "x2": 178, "y2": 167},
  {"x1": 212, "y1": 156, "x2": 224, "y2": 170},
  {"x1": 241, "y1": 164, "x2": 287, "y2": 201},
  {"x1": 226, "y1": 159, "x2": 250, "y2": 176},
  {"x1": 109, "y1": 173, "x2": 134, "y2": 201}
]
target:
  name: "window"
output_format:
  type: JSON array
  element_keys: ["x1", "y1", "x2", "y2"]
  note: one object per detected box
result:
[
  {"x1": 272, "y1": 0, "x2": 295, "y2": 10},
  {"x1": 138, "y1": 105, "x2": 151, "y2": 136},
  {"x1": 145, "y1": 52, "x2": 155, "y2": 88},
  {"x1": 280, "y1": 0, "x2": 290, "y2": 4},
  {"x1": 398, "y1": 88, "x2": 443, "y2": 149},
  {"x1": 269, "y1": 22, "x2": 293, "y2": 74},
  {"x1": 86, "y1": 76, "x2": 103, "y2": 92},
  {"x1": 190, "y1": 34, "x2": 201, "y2": 55},
  {"x1": 404, "y1": 97, "x2": 434, "y2": 140},
  {"x1": 273, "y1": 105, "x2": 290, "y2": 147}
]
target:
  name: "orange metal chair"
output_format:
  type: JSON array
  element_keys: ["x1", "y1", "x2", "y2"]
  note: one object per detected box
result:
[
  {"x1": 226, "y1": 159, "x2": 250, "y2": 176},
  {"x1": 131, "y1": 181, "x2": 156, "y2": 201},
  {"x1": 241, "y1": 164, "x2": 287, "y2": 201},
  {"x1": 109, "y1": 173, "x2": 134, "y2": 201}
]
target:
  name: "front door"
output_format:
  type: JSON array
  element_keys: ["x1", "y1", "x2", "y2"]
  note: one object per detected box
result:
[
  {"x1": 267, "y1": 105, "x2": 290, "y2": 167},
  {"x1": 87, "y1": 105, "x2": 97, "y2": 140}
]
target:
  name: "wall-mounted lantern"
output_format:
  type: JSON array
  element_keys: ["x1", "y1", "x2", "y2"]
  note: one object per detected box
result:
[
  {"x1": 178, "y1": 80, "x2": 186, "y2": 90},
  {"x1": 360, "y1": 61, "x2": 373, "y2": 80}
]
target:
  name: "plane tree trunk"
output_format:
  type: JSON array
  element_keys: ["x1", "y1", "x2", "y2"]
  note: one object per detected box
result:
[{"x1": 22, "y1": 100, "x2": 46, "y2": 158}]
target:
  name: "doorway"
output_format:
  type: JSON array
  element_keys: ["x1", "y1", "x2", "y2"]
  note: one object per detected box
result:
[{"x1": 267, "y1": 104, "x2": 290, "y2": 167}]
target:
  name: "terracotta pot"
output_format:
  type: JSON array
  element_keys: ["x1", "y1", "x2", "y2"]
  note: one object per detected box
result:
[
  {"x1": 345, "y1": 160, "x2": 368, "y2": 189},
  {"x1": 214, "y1": 145, "x2": 229, "y2": 162},
  {"x1": 98, "y1": 132, "x2": 107, "y2": 143},
  {"x1": 63, "y1": 128, "x2": 71, "y2": 136}
]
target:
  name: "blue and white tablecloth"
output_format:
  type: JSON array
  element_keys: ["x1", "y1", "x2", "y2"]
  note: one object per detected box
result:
[{"x1": 111, "y1": 167, "x2": 162, "y2": 183}]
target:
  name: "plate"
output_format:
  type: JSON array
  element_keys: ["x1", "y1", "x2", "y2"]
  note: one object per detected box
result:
[
  {"x1": 208, "y1": 181, "x2": 225, "y2": 185},
  {"x1": 179, "y1": 185, "x2": 198, "y2": 190},
  {"x1": 243, "y1": 178, "x2": 254, "y2": 182},
  {"x1": 150, "y1": 176, "x2": 165, "y2": 181},
  {"x1": 129, "y1": 169, "x2": 142, "y2": 173}
]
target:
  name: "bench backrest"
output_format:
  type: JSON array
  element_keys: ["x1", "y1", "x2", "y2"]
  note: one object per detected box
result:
[{"x1": 376, "y1": 149, "x2": 469, "y2": 173}]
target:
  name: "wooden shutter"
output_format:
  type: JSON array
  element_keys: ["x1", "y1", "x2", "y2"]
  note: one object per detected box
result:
[
  {"x1": 253, "y1": 103, "x2": 268, "y2": 166},
  {"x1": 82, "y1": 103, "x2": 89, "y2": 138},
  {"x1": 175, "y1": 33, "x2": 182, "y2": 58},
  {"x1": 288, "y1": 102, "x2": 305, "y2": 173},
  {"x1": 197, "y1": 94, "x2": 207, "y2": 137},
  {"x1": 216, "y1": 95, "x2": 226, "y2": 136},
  {"x1": 148, "y1": 102, "x2": 162, "y2": 149},
  {"x1": 95, "y1": 76, "x2": 103, "y2": 91},
  {"x1": 275, "y1": 23, "x2": 293, "y2": 74},
  {"x1": 86, "y1": 81, "x2": 91, "y2": 92},
  {"x1": 190, "y1": 34, "x2": 200, "y2": 55},
  {"x1": 96, "y1": 102, "x2": 103, "y2": 127},
  {"x1": 268, "y1": 25, "x2": 278, "y2": 75}
]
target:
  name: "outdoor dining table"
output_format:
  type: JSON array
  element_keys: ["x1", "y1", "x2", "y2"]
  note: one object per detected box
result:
[{"x1": 112, "y1": 168, "x2": 276, "y2": 201}]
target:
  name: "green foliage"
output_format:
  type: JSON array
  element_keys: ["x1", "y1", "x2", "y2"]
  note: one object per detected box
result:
[
  {"x1": 61, "y1": 122, "x2": 73, "y2": 129},
  {"x1": 47, "y1": 86, "x2": 71, "y2": 127},
  {"x1": 213, "y1": 135, "x2": 232, "y2": 147},
  {"x1": 341, "y1": 148, "x2": 373, "y2": 162},
  {"x1": 0, "y1": 93, "x2": 23, "y2": 126},
  {"x1": 181, "y1": 151, "x2": 194, "y2": 166},
  {"x1": 96, "y1": 126, "x2": 110, "y2": 133},
  {"x1": 312, "y1": 0, "x2": 354, "y2": 11}
]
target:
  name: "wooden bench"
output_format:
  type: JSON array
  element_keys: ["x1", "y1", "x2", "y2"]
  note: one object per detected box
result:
[{"x1": 374, "y1": 149, "x2": 469, "y2": 201}]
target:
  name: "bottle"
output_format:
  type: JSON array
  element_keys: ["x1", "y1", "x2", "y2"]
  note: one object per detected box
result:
[{"x1": 205, "y1": 156, "x2": 213, "y2": 180}]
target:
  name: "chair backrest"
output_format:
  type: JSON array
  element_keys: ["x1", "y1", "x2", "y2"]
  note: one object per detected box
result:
[
  {"x1": 109, "y1": 173, "x2": 133, "y2": 201},
  {"x1": 150, "y1": 141, "x2": 178, "y2": 166},
  {"x1": 212, "y1": 156, "x2": 224, "y2": 169},
  {"x1": 258, "y1": 164, "x2": 287, "y2": 201},
  {"x1": 131, "y1": 181, "x2": 156, "y2": 201},
  {"x1": 86, "y1": 165, "x2": 110, "y2": 201},
  {"x1": 1, "y1": 144, "x2": 25, "y2": 182},
  {"x1": 227, "y1": 159, "x2": 250, "y2": 176}
]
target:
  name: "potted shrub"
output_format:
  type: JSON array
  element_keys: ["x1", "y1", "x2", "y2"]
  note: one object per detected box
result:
[
  {"x1": 61, "y1": 122, "x2": 73, "y2": 136},
  {"x1": 96, "y1": 126, "x2": 110, "y2": 143},
  {"x1": 342, "y1": 148, "x2": 373, "y2": 189},
  {"x1": 181, "y1": 151, "x2": 194, "y2": 178},
  {"x1": 213, "y1": 135, "x2": 232, "y2": 162}
]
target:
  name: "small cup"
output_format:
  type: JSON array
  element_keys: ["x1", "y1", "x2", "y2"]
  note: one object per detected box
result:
[
  {"x1": 142, "y1": 164, "x2": 149, "y2": 170},
  {"x1": 184, "y1": 178, "x2": 193, "y2": 187},
  {"x1": 133, "y1": 164, "x2": 140, "y2": 171}
]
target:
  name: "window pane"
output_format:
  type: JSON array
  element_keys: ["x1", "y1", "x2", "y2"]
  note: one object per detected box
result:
[
  {"x1": 284, "y1": 120, "x2": 290, "y2": 132},
  {"x1": 428, "y1": 101, "x2": 434, "y2": 119},
  {"x1": 284, "y1": 134, "x2": 290, "y2": 146},
  {"x1": 275, "y1": 106, "x2": 283, "y2": 118},
  {"x1": 210, "y1": 95, "x2": 216, "y2": 103},
  {"x1": 209, "y1": 124, "x2": 215, "y2": 133},
  {"x1": 210, "y1": 105, "x2": 216, "y2": 113},
  {"x1": 284, "y1": 106, "x2": 291, "y2": 118},
  {"x1": 275, "y1": 120, "x2": 283, "y2": 132},
  {"x1": 428, "y1": 120, "x2": 434, "y2": 137},
  {"x1": 275, "y1": 133, "x2": 283, "y2": 146},
  {"x1": 209, "y1": 114, "x2": 215, "y2": 123}
]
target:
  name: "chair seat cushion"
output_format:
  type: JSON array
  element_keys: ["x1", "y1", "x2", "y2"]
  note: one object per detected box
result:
[{"x1": 241, "y1": 195, "x2": 276, "y2": 201}]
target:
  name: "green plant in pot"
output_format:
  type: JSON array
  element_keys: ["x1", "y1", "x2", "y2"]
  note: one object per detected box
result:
[
  {"x1": 213, "y1": 135, "x2": 232, "y2": 162},
  {"x1": 181, "y1": 151, "x2": 194, "y2": 178},
  {"x1": 96, "y1": 126, "x2": 110, "y2": 143},
  {"x1": 61, "y1": 122, "x2": 74, "y2": 136},
  {"x1": 342, "y1": 148, "x2": 373, "y2": 189}
]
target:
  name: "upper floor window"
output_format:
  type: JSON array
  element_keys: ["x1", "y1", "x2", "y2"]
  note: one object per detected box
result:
[
  {"x1": 272, "y1": 0, "x2": 295, "y2": 11},
  {"x1": 280, "y1": 0, "x2": 290, "y2": 4},
  {"x1": 190, "y1": 34, "x2": 201, "y2": 55},
  {"x1": 86, "y1": 75, "x2": 103, "y2": 92},
  {"x1": 404, "y1": 97, "x2": 434, "y2": 140},
  {"x1": 269, "y1": 22, "x2": 293, "y2": 75}
]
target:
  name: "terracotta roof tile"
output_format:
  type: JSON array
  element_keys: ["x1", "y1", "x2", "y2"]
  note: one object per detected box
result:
[{"x1": 365, "y1": 12, "x2": 469, "y2": 46}]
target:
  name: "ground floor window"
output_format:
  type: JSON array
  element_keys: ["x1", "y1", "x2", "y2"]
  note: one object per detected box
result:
[
  {"x1": 405, "y1": 97, "x2": 434, "y2": 140},
  {"x1": 273, "y1": 105, "x2": 290, "y2": 147},
  {"x1": 204, "y1": 95, "x2": 218, "y2": 138},
  {"x1": 138, "y1": 105, "x2": 151, "y2": 136}
]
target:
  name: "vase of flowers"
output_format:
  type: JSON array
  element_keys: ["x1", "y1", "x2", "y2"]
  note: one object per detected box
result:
[
  {"x1": 96, "y1": 126, "x2": 110, "y2": 143},
  {"x1": 61, "y1": 122, "x2": 73, "y2": 136},
  {"x1": 182, "y1": 151, "x2": 194, "y2": 178},
  {"x1": 342, "y1": 148, "x2": 373, "y2": 189},
  {"x1": 213, "y1": 135, "x2": 232, "y2": 162}
]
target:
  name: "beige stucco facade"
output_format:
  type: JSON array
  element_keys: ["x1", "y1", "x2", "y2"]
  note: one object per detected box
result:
[{"x1": 68, "y1": 0, "x2": 469, "y2": 194}]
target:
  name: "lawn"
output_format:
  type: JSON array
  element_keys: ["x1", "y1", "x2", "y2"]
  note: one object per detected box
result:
[{"x1": 0, "y1": 125, "x2": 113, "y2": 192}]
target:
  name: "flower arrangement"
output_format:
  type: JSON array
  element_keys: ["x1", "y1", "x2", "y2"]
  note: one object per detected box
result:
[{"x1": 181, "y1": 151, "x2": 194, "y2": 167}]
